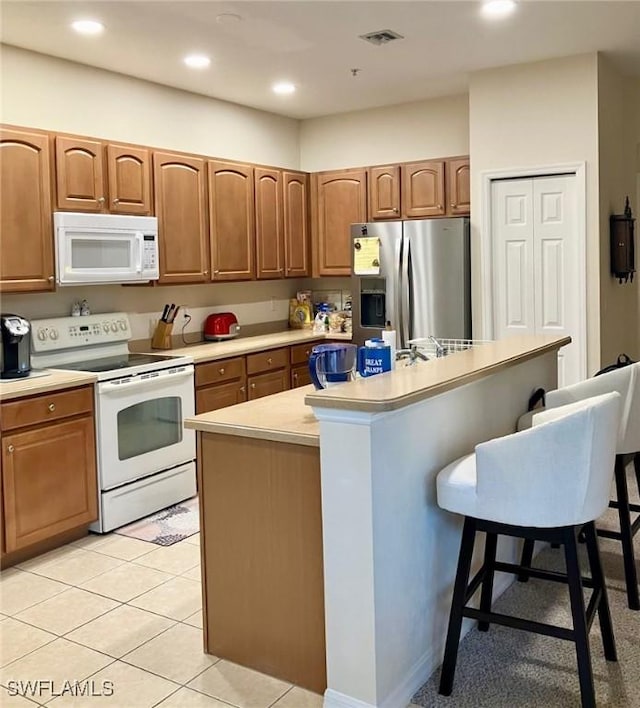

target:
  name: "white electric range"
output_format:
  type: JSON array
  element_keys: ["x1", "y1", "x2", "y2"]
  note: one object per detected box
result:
[{"x1": 31, "y1": 312, "x2": 196, "y2": 533}]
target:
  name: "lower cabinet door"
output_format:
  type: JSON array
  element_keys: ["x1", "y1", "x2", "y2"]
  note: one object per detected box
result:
[
  {"x1": 1, "y1": 416, "x2": 97, "y2": 552},
  {"x1": 196, "y1": 380, "x2": 247, "y2": 414},
  {"x1": 291, "y1": 365, "x2": 312, "y2": 389},
  {"x1": 248, "y1": 369, "x2": 289, "y2": 400}
]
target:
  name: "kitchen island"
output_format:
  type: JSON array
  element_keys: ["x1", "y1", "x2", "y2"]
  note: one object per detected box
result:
[{"x1": 184, "y1": 335, "x2": 569, "y2": 708}]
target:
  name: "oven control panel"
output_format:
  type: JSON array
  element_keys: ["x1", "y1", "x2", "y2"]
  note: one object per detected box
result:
[{"x1": 31, "y1": 312, "x2": 131, "y2": 352}]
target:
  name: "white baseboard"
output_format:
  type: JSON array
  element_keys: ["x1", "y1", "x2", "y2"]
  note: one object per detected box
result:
[{"x1": 323, "y1": 689, "x2": 376, "y2": 708}]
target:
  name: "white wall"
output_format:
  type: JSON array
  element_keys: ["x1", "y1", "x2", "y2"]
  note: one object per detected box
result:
[
  {"x1": 299, "y1": 94, "x2": 469, "y2": 172},
  {"x1": 0, "y1": 44, "x2": 300, "y2": 168},
  {"x1": 469, "y1": 53, "x2": 602, "y2": 372},
  {"x1": 597, "y1": 56, "x2": 639, "y2": 363}
]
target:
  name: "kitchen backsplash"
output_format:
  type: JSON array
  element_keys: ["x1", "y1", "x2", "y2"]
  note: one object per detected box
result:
[{"x1": 1, "y1": 278, "x2": 352, "y2": 344}]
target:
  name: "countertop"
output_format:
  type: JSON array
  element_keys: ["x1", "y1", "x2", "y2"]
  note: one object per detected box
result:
[
  {"x1": 161, "y1": 330, "x2": 351, "y2": 364},
  {"x1": 184, "y1": 384, "x2": 319, "y2": 447},
  {"x1": 0, "y1": 370, "x2": 98, "y2": 401},
  {"x1": 184, "y1": 335, "x2": 569, "y2": 444},
  {"x1": 305, "y1": 335, "x2": 570, "y2": 413}
]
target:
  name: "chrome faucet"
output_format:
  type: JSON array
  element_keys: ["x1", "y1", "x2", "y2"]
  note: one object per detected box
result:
[{"x1": 396, "y1": 343, "x2": 428, "y2": 365}]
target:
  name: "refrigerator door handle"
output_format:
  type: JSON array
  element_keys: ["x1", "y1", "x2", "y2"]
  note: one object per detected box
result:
[{"x1": 400, "y1": 234, "x2": 411, "y2": 347}]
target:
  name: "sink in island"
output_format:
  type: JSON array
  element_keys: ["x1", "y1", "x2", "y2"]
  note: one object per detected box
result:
[{"x1": 184, "y1": 335, "x2": 570, "y2": 708}]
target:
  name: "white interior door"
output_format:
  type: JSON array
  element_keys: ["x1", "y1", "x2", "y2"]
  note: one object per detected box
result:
[{"x1": 492, "y1": 174, "x2": 583, "y2": 387}]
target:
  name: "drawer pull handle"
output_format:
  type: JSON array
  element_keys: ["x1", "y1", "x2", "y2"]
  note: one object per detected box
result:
[
  {"x1": 240, "y1": 386, "x2": 245, "y2": 393},
  {"x1": 267, "y1": 357, "x2": 272, "y2": 364},
  {"x1": 451, "y1": 203, "x2": 456, "y2": 208},
  {"x1": 251, "y1": 383, "x2": 256, "y2": 389},
  {"x1": 219, "y1": 368, "x2": 225, "y2": 375},
  {"x1": 98, "y1": 196, "x2": 105, "y2": 205},
  {"x1": 48, "y1": 403, "x2": 56, "y2": 412},
  {"x1": 113, "y1": 198, "x2": 120, "y2": 205},
  {"x1": 293, "y1": 372, "x2": 298, "y2": 379},
  {"x1": 7, "y1": 444, "x2": 14, "y2": 453},
  {"x1": 305, "y1": 350, "x2": 310, "y2": 356},
  {"x1": 437, "y1": 204, "x2": 443, "y2": 210}
]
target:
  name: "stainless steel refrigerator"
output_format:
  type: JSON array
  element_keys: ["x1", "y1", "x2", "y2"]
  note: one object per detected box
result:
[{"x1": 351, "y1": 218, "x2": 471, "y2": 348}]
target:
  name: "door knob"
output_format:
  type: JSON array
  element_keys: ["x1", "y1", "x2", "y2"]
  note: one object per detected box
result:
[
  {"x1": 48, "y1": 275, "x2": 54, "y2": 282},
  {"x1": 98, "y1": 196, "x2": 105, "y2": 205},
  {"x1": 48, "y1": 403, "x2": 56, "y2": 412},
  {"x1": 251, "y1": 383, "x2": 256, "y2": 389},
  {"x1": 267, "y1": 357, "x2": 272, "y2": 364},
  {"x1": 7, "y1": 445, "x2": 14, "y2": 453},
  {"x1": 219, "y1": 368, "x2": 225, "y2": 375},
  {"x1": 113, "y1": 198, "x2": 120, "y2": 205}
]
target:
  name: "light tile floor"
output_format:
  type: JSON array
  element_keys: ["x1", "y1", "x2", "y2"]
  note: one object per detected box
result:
[{"x1": 0, "y1": 532, "x2": 328, "y2": 708}]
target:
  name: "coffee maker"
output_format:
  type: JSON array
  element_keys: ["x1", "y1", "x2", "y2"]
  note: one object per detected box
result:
[{"x1": 1, "y1": 314, "x2": 32, "y2": 379}]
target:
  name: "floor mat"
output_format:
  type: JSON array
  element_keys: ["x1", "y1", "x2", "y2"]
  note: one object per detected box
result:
[{"x1": 114, "y1": 496, "x2": 199, "y2": 546}]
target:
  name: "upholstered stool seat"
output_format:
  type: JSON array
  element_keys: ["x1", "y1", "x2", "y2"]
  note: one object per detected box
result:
[
  {"x1": 519, "y1": 363, "x2": 640, "y2": 609},
  {"x1": 437, "y1": 392, "x2": 621, "y2": 708}
]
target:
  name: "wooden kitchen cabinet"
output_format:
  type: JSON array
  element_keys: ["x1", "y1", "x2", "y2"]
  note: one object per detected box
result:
[
  {"x1": 209, "y1": 160, "x2": 255, "y2": 281},
  {"x1": 56, "y1": 136, "x2": 153, "y2": 215},
  {"x1": 0, "y1": 127, "x2": 55, "y2": 292},
  {"x1": 401, "y1": 160, "x2": 445, "y2": 218},
  {"x1": 55, "y1": 136, "x2": 105, "y2": 211},
  {"x1": 283, "y1": 171, "x2": 310, "y2": 277},
  {"x1": 312, "y1": 168, "x2": 367, "y2": 276},
  {"x1": 291, "y1": 365, "x2": 313, "y2": 388},
  {"x1": 0, "y1": 386, "x2": 97, "y2": 557},
  {"x1": 154, "y1": 151, "x2": 210, "y2": 285},
  {"x1": 248, "y1": 369, "x2": 290, "y2": 400},
  {"x1": 195, "y1": 357, "x2": 247, "y2": 414},
  {"x1": 255, "y1": 168, "x2": 284, "y2": 279},
  {"x1": 247, "y1": 347, "x2": 290, "y2": 400},
  {"x1": 368, "y1": 165, "x2": 400, "y2": 220},
  {"x1": 106, "y1": 144, "x2": 152, "y2": 214},
  {"x1": 446, "y1": 157, "x2": 470, "y2": 216}
]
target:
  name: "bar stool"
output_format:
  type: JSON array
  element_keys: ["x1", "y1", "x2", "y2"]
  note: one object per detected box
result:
[
  {"x1": 437, "y1": 392, "x2": 621, "y2": 708},
  {"x1": 520, "y1": 363, "x2": 640, "y2": 609}
]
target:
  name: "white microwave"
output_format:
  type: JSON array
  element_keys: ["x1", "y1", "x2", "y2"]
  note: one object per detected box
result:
[{"x1": 54, "y1": 212, "x2": 159, "y2": 286}]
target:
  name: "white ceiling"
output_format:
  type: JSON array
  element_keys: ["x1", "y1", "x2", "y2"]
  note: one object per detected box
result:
[{"x1": 2, "y1": 1, "x2": 640, "y2": 119}]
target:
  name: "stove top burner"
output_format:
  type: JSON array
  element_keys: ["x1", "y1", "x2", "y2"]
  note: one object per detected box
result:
[{"x1": 53, "y1": 353, "x2": 179, "y2": 373}]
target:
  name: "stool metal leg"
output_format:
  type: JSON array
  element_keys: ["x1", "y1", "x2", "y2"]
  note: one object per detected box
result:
[
  {"x1": 518, "y1": 539, "x2": 535, "y2": 582},
  {"x1": 583, "y1": 521, "x2": 617, "y2": 661},
  {"x1": 564, "y1": 527, "x2": 596, "y2": 708},
  {"x1": 478, "y1": 532, "x2": 497, "y2": 631},
  {"x1": 613, "y1": 455, "x2": 640, "y2": 610},
  {"x1": 439, "y1": 517, "x2": 477, "y2": 696}
]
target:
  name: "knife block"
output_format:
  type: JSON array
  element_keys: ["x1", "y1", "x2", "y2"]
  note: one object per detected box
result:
[{"x1": 151, "y1": 320, "x2": 174, "y2": 350}]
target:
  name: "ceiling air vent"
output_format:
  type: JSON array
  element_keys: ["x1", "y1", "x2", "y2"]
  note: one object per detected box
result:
[{"x1": 359, "y1": 29, "x2": 404, "y2": 46}]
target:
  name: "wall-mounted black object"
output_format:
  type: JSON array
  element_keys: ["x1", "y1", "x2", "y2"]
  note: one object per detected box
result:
[{"x1": 610, "y1": 196, "x2": 635, "y2": 284}]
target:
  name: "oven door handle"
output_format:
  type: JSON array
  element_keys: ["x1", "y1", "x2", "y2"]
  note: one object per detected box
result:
[{"x1": 98, "y1": 368, "x2": 193, "y2": 396}]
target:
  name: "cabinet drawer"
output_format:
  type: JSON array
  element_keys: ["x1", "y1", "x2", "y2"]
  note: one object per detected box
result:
[
  {"x1": 195, "y1": 357, "x2": 246, "y2": 387},
  {"x1": 0, "y1": 386, "x2": 94, "y2": 432},
  {"x1": 248, "y1": 370, "x2": 289, "y2": 400},
  {"x1": 246, "y1": 348, "x2": 289, "y2": 375},
  {"x1": 291, "y1": 365, "x2": 313, "y2": 389},
  {"x1": 196, "y1": 381, "x2": 247, "y2": 414},
  {"x1": 290, "y1": 341, "x2": 322, "y2": 365}
]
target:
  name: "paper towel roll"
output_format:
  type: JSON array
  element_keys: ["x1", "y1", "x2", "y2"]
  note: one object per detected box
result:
[{"x1": 381, "y1": 329, "x2": 397, "y2": 369}]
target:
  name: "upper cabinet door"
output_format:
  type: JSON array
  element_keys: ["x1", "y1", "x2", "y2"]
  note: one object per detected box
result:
[
  {"x1": 0, "y1": 128, "x2": 54, "y2": 292},
  {"x1": 209, "y1": 161, "x2": 255, "y2": 281},
  {"x1": 313, "y1": 169, "x2": 367, "y2": 276},
  {"x1": 154, "y1": 151, "x2": 210, "y2": 284},
  {"x1": 255, "y1": 168, "x2": 284, "y2": 280},
  {"x1": 283, "y1": 171, "x2": 310, "y2": 278},
  {"x1": 368, "y1": 165, "x2": 400, "y2": 220},
  {"x1": 401, "y1": 160, "x2": 445, "y2": 218},
  {"x1": 447, "y1": 158, "x2": 470, "y2": 216},
  {"x1": 107, "y1": 144, "x2": 152, "y2": 215},
  {"x1": 55, "y1": 136, "x2": 105, "y2": 211}
]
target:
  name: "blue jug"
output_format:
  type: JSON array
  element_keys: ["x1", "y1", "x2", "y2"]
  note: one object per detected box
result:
[{"x1": 308, "y1": 343, "x2": 358, "y2": 390}]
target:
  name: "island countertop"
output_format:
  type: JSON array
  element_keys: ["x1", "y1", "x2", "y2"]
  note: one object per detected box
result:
[
  {"x1": 184, "y1": 384, "x2": 319, "y2": 447},
  {"x1": 184, "y1": 335, "x2": 569, "y2": 443},
  {"x1": 305, "y1": 334, "x2": 570, "y2": 413}
]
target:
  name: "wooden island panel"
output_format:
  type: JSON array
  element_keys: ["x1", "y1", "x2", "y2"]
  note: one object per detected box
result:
[{"x1": 198, "y1": 432, "x2": 326, "y2": 693}]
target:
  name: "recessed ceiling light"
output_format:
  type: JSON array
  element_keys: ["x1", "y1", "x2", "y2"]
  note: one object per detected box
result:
[
  {"x1": 481, "y1": 0, "x2": 517, "y2": 18},
  {"x1": 272, "y1": 82, "x2": 296, "y2": 95},
  {"x1": 71, "y1": 19, "x2": 104, "y2": 35},
  {"x1": 184, "y1": 54, "x2": 211, "y2": 69}
]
